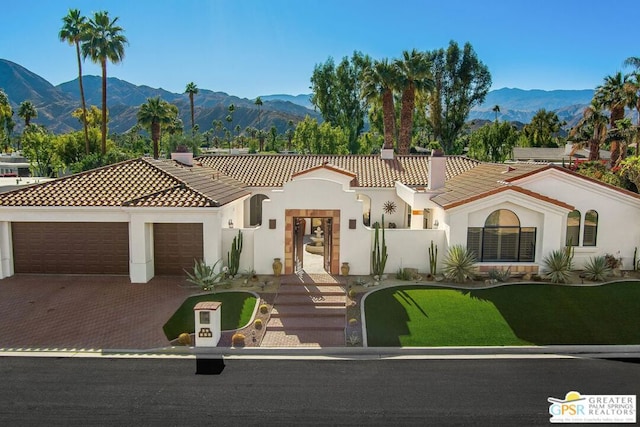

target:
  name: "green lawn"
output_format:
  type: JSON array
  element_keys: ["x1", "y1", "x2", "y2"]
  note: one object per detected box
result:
[
  {"x1": 365, "y1": 282, "x2": 640, "y2": 347},
  {"x1": 163, "y1": 292, "x2": 257, "y2": 341}
]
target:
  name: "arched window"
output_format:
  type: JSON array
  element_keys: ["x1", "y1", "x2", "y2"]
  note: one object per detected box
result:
[
  {"x1": 249, "y1": 194, "x2": 269, "y2": 226},
  {"x1": 467, "y1": 209, "x2": 536, "y2": 262},
  {"x1": 583, "y1": 210, "x2": 598, "y2": 246},
  {"x1": 566, "y1": 210, "x2": 581, "y2": 246}
]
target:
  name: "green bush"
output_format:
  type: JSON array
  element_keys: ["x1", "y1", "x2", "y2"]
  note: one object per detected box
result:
[
  {"x1": 583, "y1": 256, "x2": 612, "y2": 281},
  {"x1": 231, "y1": 333, "x2": 246, "y2": 347},
  {"x1": 442, "y1": 245, "x2": 477, "y2": 283},
  {"x1": 488, "y1": 268, "x2": 511, "y2": 282},
  {"x1": 543, "y1": 249, "x2": 573, "y2": 284}
]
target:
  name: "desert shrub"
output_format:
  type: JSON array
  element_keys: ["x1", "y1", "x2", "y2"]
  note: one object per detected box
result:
[
  {"x1": 231, "y1": 333, "x2": 246, "y2": 347},
  {"x1": 543, "y1": 249, "x2": 573, "y2": 283},
  {"x1": 604, "y1": 253, "x2": 622, "y2": 270},
  {"x1": 488, "y1": 268, "x2": 511, "y2": 282},
  {"x1": 254, "y1": 319, "x2": 263, "y2": 329},
  {"x1": 348, "y1": 288, "x2": 357, "y2": 299},
  {"x1": 583, "y1": 256, "x2": 611, "y2": 281},
  {"x1": 395, "y1": 268, "x2": 413, "y2": 281},
  {"x1": 259, "y1": 304, "x2": 269, "y2": 314},
  {"x1": 349, "y1": 318, "x2": 358, "y2": 326},
  {"x1": 177, "y1": 332, "x2": 192, "y2": 346},
  {"x1": 442, "y1": 245, "x2": 478, "y2": 283}
]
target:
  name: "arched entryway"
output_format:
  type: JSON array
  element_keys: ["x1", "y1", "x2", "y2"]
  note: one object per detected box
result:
[{"x1": 285, "y1": 209, "x2": 340, "y2": 275}]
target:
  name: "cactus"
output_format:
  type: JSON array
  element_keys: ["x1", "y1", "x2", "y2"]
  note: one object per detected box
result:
[
  {"x1": 227, "y1": 230, "x2": 243, "y2": 277},
  {"x1": 428, "y1": 240, "x2": 438, "y2": 275},
  {"x1": 372, "y1": 215, "x2": 388, "y2": 277}
]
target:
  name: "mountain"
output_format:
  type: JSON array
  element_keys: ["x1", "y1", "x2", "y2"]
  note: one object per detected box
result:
[
  {"x1": 261, "y1": 94, "x2": 314, "y2": 110},
  {"x1": 0, "y1": 58, "x2": 319, "y2": 134}
]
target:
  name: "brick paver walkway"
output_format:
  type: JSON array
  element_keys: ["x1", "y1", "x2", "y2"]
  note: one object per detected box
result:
[
  {"x1": 0, "y1": 275, "x2": 194, "y2": 350},
  {"x1": 261, "y1": 276, "x2": 347, "y2": 347}
]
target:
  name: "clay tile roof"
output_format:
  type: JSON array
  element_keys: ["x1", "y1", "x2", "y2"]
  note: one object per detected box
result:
[
  {"x1": 431, "y1": 163, "x2": 551, "y2": 208},
  {"x1": 197, "y1": 154, "x2": 479, "y2": 188},
  {"x1": 0, "y1": 157, "x2": 249, "y2": 208}
]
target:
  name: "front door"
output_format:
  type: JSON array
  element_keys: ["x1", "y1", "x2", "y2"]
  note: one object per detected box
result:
[{"x1": 293, "y1": 217, "x2": 305, "y2": 273}]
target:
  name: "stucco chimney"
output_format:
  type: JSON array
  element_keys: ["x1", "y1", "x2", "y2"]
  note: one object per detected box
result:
[{"x1": 427, "y1": 150, "x2": 446, "y2": 191}]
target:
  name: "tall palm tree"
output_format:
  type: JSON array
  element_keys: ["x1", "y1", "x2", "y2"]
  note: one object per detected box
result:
[
  {"x1": 59, "y1": 9, "x2": 90, "y2": 154},
  {"x1": 81, "y1": 11, "x2": 128, "y2": 155},
  {"x1": 595, "y1": 72, "x2": 632, "y2": 166},
  {"x1": 137, "y1": 97, "x2": 174, "y2": 159},
  {"x1": 17, "y1": 101, "x2": 37, "y2": 127},
  {"x1": 570, "y1": 100, "x2": 609, "y2": 161},
  {"x1": 395, "y1": 49, "x2": 433, "y2": 154},
  {"x1": 492, "y1": 105, "x2": 500, "y2": 122},
  {"x1": 185, "y1": 82, "x2": 198, "y2": 135},
  {"x1": 254, "y1": 96, "x2": 263, "y2": 131},
  {"x1": 624, "y1": 72, "x2": 640, "y2": 155},
  {"x1": 624, "y1": 56, "x2": 640, "y2": 70},
  {"x1": 362, "y1": 59, "x2": 399, "y2": 151}
]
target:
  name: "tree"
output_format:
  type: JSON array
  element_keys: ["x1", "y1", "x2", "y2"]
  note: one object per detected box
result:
[
  {"x1": 0, "y1": 89, "x2": 14, "y2": 151},
  {"x1": 185, "y1": 82, "x2": 198, "y2": 135},
  {"x1": 624, "y1": 56, "x2": 640, "y2": 70},
  {"x1": 492, "y1": 105, "x2": 500, "y2": 122},
  {"x1": 311, "y1": 52, "x2": 371, "y2": 153},
  {"x1": 292, "y1": 116, "x2": 349, "y2": 154},
  {"x1": 226, "y1": 104, "x2": 234, "y2": 147},
  {"x1": 81, "y1": 11, "x2": 128, "y2": 155},
  {"x1": 624, "y1": 72, "x2": 640, "y2": 155},
  {"x1": 467, "y1": 121, "x2": 518, "y2": 162},
  {"x1": 522, "y1": 109, "x2": 563, "y2": 147},
  {"x1": 59, "y1": 9, "x2": 91, "y2": 155},
  {"x1": 254, "y1": 96, "x2": 263, "y2": 131},
  {"x1": 570, "y1": 100, "x2": 608, "y2": 161},
  {"x1": 21, "y1": 125, "x2": 61, "y2": 177},
  {"x1": 595, "y1": 72, "x2": 632, "y2": 166},
  {"x1": 395, "y1": 49, "x2": 433, "y2": 154},
  {"x1": 426, "y1": 41, "x2": 491, "y2": 154},
  {"x1": 137, "y1": 97, "x2": 175, "y2": 159},
  {"x1": 17, "y1": 101, "x2": 37, "y2": 128},
  {"x1": 362, "y1": 59, "x2": 399, "y2": 150}
]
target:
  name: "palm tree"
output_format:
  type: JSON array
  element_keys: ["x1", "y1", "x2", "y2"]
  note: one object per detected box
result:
[
  {"x1": 185, "y1": 82, "x2": 198, "y2": 135},
  {"x1": 492, "y1": 105, "x2": 500, "y2": 122},
  {"x1": 59, "y1": 9, "x2": 90, "y2": 154},
  {"x1": 254, "y1": 96, "x2": 263, "y2": 131},
  {"x1": 570, "y1": 100, "x2": 609, "y2": 161},
  {"x1": 362, "y1": 59, "x2": 399, "y2": 151},
  {"x1": 17, "y1": 101, "x2": 37, "y2": 127},
  {"x1": 81, "y1": 11, "x2": 128, "y2": 155},
  {"x1": 395, "y1": 49, "x2": 433, "y2": 154},
  {"x1": 624, "y1": 72, "x2": 640, "y2": 155},
  {"x1": 595, "y1": 72, "x2": 632, "y2": 166},
  {"x1": 624, "y1": 57, "x2": 640, "y2": 70},
  {"x1": 137, "y1": 97, "x2": 174, "y2": 159}
]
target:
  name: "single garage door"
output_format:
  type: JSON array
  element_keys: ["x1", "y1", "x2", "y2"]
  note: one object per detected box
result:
[
  {"x1": 153, "y1": 223, "x2": 203, "y2": 275},
  {"x1": 12, "y1": 222, "x2": 129, "y2": 274}
]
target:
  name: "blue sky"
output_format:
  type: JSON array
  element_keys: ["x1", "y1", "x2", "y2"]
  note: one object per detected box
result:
[{"x1": 1, "y1": 0, "x2": 638, "y2": 99}]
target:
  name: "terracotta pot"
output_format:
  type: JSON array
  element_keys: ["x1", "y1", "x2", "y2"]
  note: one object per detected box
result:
[{"x1": 272, "y1": 258, "x2": 282, "y2": 276}]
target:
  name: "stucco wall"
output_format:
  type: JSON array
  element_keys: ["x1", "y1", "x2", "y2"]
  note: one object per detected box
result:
[
  {"x1": 516, "y1": 170, "x2": 640, "y2": 269},
  {"x1": 378, "y1": 228, "x2": 447, "y2": 274}
]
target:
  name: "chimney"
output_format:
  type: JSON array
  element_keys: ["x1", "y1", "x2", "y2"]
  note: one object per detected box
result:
[
  {"x1": 380, "y1": 146, "x2": 394, "y2": 160},
  {"x1": 427, "y1": 150, "x2": 446, "y2": 191}
]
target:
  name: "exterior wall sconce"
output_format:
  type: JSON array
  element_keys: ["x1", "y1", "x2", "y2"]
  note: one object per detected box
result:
[
  {"x1": 433, "y1": 219, "x2": 439, "y2": 228},
  {"x1": 349, "y1": 219, "x2": 356, "y2": 229},
  {"x1": 228, "y1": 219, "x2": 234, "y2": 228},
  {"x1": 269, "y1": 219, "x2": 276, "y2": 229}
]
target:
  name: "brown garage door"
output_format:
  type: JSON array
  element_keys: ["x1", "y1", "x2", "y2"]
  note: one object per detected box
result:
[
  {"x1": 12, "y1": 222, "x2": 129, "y2": 274},
  {"x1": 153, "y1": 223, "x2": 203, "y2": 275}
]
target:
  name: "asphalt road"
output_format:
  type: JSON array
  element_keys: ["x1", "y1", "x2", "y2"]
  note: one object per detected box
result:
[{"x1": 0, "y1": 356, "x2": 637, "y2": 426}]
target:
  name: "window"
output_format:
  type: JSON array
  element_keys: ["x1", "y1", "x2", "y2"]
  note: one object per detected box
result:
[
  {"x1": 566, "y1": 210, "x2": 581, "y2": 246},
  {"x1": 249, "y1": 194, "x2": 269, "y2": 226},
  {"x1": 583, "y1": 210, "x2": 598, "y2": 246},
  {"x1": 467, "y1": 209, "x2": 536, "y2": 262}
]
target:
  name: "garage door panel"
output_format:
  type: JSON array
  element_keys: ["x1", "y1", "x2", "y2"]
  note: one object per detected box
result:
[
  {"x1": 12, "y1": 222, "x2": 129, "y2": 275},
  {"x1": 154, "y1": 223, "x2": 203, "y2": 275}
]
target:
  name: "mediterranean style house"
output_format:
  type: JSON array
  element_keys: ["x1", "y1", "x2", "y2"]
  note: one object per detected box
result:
[{"x1": 0, "y1": 151, "x2": 638, "y2": 283}]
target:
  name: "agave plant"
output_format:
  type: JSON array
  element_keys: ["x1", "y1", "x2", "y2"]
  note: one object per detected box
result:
[
  {"x1": 583, "y1": 256, "x2": 612, "y2": 281},
  {"x1": 442, "y1": 245, "x2": 477, "y2": 283},
  {"x1": 185, "y1": 259, "x2": 225, "y2": 292},
  {"x1": 543, "y1": 249, "x2": 573, "y2": 284}
]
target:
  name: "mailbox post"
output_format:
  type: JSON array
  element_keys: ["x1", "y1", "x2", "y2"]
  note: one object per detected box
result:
[{"x1": 194, "y1": 301, "x2": 221, "y2": 347}]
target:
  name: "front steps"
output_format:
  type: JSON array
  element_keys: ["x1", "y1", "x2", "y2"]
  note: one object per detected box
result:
[{"x1": 261, "y1": 283, "x2": 346, "y2": 347}]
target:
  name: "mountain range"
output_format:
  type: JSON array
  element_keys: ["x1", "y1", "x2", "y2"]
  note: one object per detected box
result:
[{"x1": 1, "y1": 58, "x2": 594, "y2": 135}]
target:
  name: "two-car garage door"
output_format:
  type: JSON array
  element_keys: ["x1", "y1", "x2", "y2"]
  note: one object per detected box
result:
[
  {"x1": 11, "y1": 222, "x2": 203, "y2": 276},
  {"x1": 12, "y1": 222, "x2": 129, "y2": 274}
]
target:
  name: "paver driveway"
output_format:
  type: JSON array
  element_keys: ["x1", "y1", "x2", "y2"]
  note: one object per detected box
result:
[{"x1": 0, "y1": 275, "x2": 194, "y2": 350}]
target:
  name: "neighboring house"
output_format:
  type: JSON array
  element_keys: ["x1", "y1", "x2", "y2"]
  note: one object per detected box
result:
[
  {"x1": 1, "y1": 152, "x2": 638, "y2": 283},
  {"x1": 0, "y1": 153, "x2": 31, "y2": 177},
  {"x1": 511, "y1": 145, "x2": 611, "y2": 164}
]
